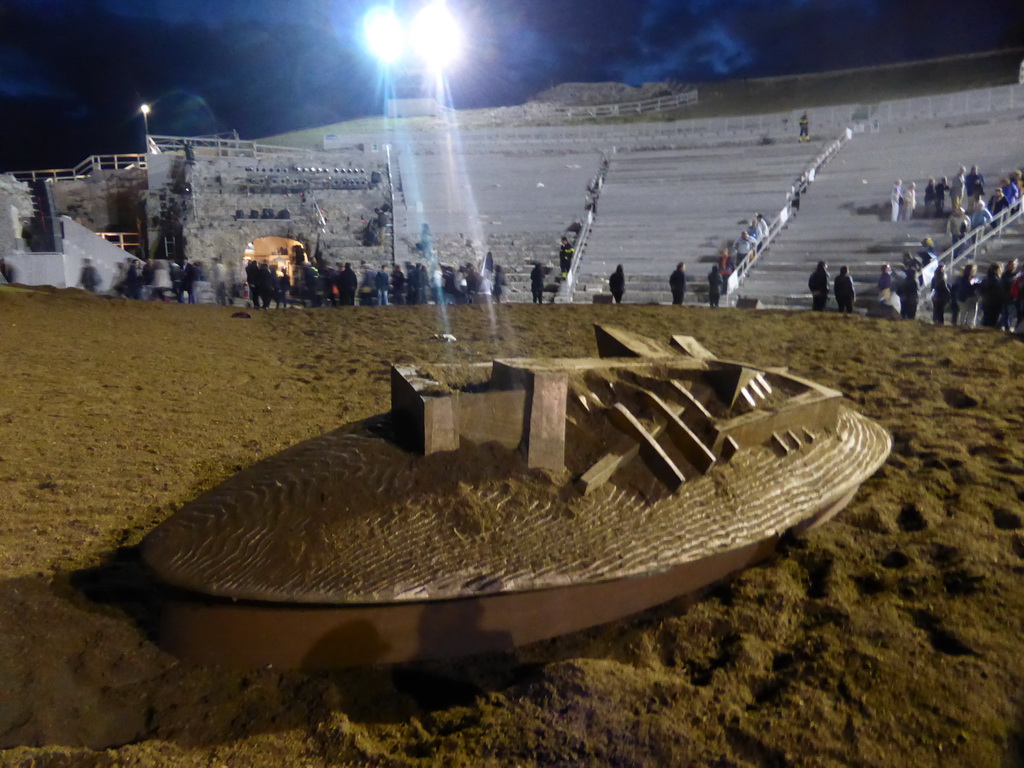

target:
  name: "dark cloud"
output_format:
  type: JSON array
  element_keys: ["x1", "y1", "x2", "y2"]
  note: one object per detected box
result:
[{"x1": 1, "y1": 0, "x2": 1023, "y2": 171}]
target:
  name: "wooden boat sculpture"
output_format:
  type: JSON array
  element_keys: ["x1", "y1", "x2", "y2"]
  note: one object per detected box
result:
[{"x1": 141, "y1": 325, "x2": 891, "y2": 669}]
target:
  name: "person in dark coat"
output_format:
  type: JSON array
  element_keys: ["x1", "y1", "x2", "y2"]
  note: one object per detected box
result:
[
  {"x1": 708, "y1": 264, "x2": 723, "y2": 307},
  {"x1": 406, "y1": 262, "x2": 420, "y2": 305},
  {"x1": 276, "y1": 268, "x2": 291, "y2": 309},
  {"x1": 979, "y1": 262, "x2": 1004, "y2": 328},
  {"x1": 928, "y1": 263, "x2": 950, "y2": 324},
  {"x1": 391, "y1": 265, "x2": 406, "y2": 305},
  {"x1": 78, "y1": 258, "x2": 100, "y2": 293},
  {"x1": 808, "y1": 261, "x2": 830, "y2": 311},
  {"x1": 181, "y1": 259, "x2": 199, "y2": 304},
  {"x1": 245, "y1": 259, "x2": 261, "y2": 308},
  {"x1": 530, "y1": 263, "x2": 545, "y2": 304},
  {"x1": 258, "y1": 262, "x2": 275, "y2": 309},
  {"x1": 338, "y1": 263, "x2": 358, "y2": 306},
  {"x1": 609, "y1": 265, "x2": 625, "y2": 304},
  {"x1": 834, "y1": 265, "x2": 855, "y2": 314},
  {"x1": 669, "y1": 262, "x2": 687, "y2": 305},
  {"x1": 897, "y1": 266, "x2": 920, "y2": 320}
]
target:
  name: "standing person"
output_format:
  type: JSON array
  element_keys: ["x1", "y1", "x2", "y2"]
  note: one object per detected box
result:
[
  {"x1": 78, "y1": 258, "x2": 100, "y2": 293},
  {"x1": 877, "y1": 264, "x2": 894, "y2": 308},
  {"x1": 492, "y1": 264, "x2": 506, "y2": 303},
  {"x1": 965, "y1": 165, "x2": 985, "y2": 204},
  {"x1": 901, "y1": 182, "x2": 917, "y2": 221},
  {"x1": 707, "y1": 264, "x2": 723, "y2": 307},
  {"x1": 798, "y1": 112, "x2": 809, "y2": 142},
  {"x1": 276, "y1": 268, "x2": 291, "y2": 309},
  {"x1": 755, "y1": 213, "x2": 770, "y2": 242},
  {"x1": 934, "y1": 176, "x2": 949, "y2": 216},
  {"x1": 890, "y1": 180, "x2": 903, "y2": 222},
  {"x1": 718, "y1": 249, "x2": 734, "y2": 296},
  {"x1": 258, "y1": 262, "x2": 275, "y2": 310},
  {"x1": 834, "y1": 265, "x2": 855, "y2": 314},
  {"x1": 609, "y1": 265, "x2": 625, "y2": 304},
  {"x1": 669, "y1": 262, "x2": 687, "y2": 305},
  {"x1": 339, "y1": 262, "x2": 358, "y2": 306},
  {"x1": 405, "y1": 262, "x2": 420, "y2": 305},
  {"x1": 558, "y1": 237, "x2": 574, "y2": 278},
  {"x1": 151, "y1": 258, "x2": 172, "y2": 301},
  {"x1": 897, "y1": 265, "x2": 920, "y2": 320},
  {"x1": 530, "y1": 263, "x2": 544, "y2": 304},
  {"x1": 212, "y1": 258, "x2": 229, "y2": 306},
  {"x1": 181, "y1": 258, "x2": 199, "y2": 304},
  {"x1": 375, "y1": 265, "x2": 390, "y2": 306},
  {"x1": 124, "y1": 264, "x2": 143, "y2": 303},
  {"x1": 391, "y1": 264, "x2": 406, "y2": 305},
  {"x1": 931, "y1": 263, "x2": 951, "y2": 325},
  {"x1": 950, "y1": 167, "x2": 967, "y2": 210},
  {"x1": 245, "y1": 259, "x2": 260, "y2": 308},
  {"x1": 733, "y1": 231, "x2": 754, "y2": 266},
  {"x1": 808, "y1": 261, "x2": 830, "y2": 311},
  {"x1": 1000, "y1": 259, "x2": 1019, "y2": 332},
  {"x1": 924, "y1": 179, "x2": 936, "y2": 217},
  {"x1": 979, "y1": 262, "x2": 1004, "y2": 328},
  {"x1": 953, "y1": 264, "x2": 979, "y2": 327}
]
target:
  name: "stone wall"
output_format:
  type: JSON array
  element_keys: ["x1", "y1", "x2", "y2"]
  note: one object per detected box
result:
[
  {"x1": 50, "y1": 169, "x2": 147, "y2": 232},
  {"x1": 150, "y1": 153, "x2": 392, "y2": 269},
  {"x1": 0, "y1": 174, "x2": 34, "y2": 257}
]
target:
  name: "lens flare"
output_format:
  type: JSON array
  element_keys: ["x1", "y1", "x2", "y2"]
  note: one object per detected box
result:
[
  {"x1": 364, "y1": 6, "x2": 406, "y2": 64},
  {"x1": 411, "y1": 2, "x2": 461, "y2": 71}
]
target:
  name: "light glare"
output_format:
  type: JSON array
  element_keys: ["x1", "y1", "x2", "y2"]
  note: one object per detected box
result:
[
  {"x1": 364, "y1": 7, "x2": 405, "y2": 64},
  {"x1": 411, "y1": 2, "x2": 460, "y2": 71}
]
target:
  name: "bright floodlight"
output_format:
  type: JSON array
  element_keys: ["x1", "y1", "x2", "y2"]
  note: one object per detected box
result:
[
  {"x1": 140, "y1": 104, "x2": 151, "y2": 115},
  {"x1": 411, "y1": 2, "x2": 460, "y2": 71},
  {"x1": 364, "y1": 7, "x2": 405, "y2": 64}
]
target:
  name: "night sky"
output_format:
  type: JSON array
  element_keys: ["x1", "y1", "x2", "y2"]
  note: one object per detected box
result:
[{"x1": 2, "y1": 0, "x2": 1023, "y2": 172}]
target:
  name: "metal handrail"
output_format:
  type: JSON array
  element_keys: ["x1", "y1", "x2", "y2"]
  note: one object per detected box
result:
[
  {"x1": 560, "y1": 157, "x2": 609, "y2": 302},
  {"x1": 915, "y1": 202, "x2": 1024, "y2": 302},
  {"x1": 730, "y1": 129, "x2": 852, "y2": 292}
]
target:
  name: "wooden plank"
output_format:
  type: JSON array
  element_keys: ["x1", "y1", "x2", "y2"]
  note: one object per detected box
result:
[
  {"x1": 609, "y1": 404, "x2": 685, "y2": 490},
  {"x1": 577, "y1": 443, "x2": 641, "y2": 495},
  {"x1": 643, "y1": 390, "x2": 717, "y2": 474}
]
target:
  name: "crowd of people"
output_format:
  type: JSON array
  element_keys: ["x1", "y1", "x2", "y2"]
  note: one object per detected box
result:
[
  {"x1": 804, "y1": 254, "x2": 1023, "y2": 332},
  {"x1": 243, "y1": 256, "x2": 508, "y2": 309}
]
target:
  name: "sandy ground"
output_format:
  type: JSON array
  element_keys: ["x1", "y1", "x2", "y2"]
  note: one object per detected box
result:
[{"x1": 1, "y1": 288, "x2": 1023, "y2": 767}]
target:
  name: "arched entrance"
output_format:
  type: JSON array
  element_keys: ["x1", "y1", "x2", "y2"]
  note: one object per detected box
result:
[{"x1": 244, "y1": 236, "x2": 306, "y2": 282}]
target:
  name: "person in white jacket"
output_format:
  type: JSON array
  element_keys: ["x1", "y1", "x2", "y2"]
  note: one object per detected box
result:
[
  {"x1": 891, "y1": 180, "x2": 903, "y2": 222},
  {"x1": 151, "y1": 258, "x2": 172, "y2": 301}
]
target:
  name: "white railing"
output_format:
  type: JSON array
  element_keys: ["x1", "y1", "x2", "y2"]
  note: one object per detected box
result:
[
  {"x1": 730, "y1": 129, "x2": 853, "y2": 294},
  {"x1": 552, "y1": 89, "x2": 699, "y2": 119},
  {"x1": 148, "y1": 135, "x2": 318, "y2": 160},
  {"x1": 11, "y1": 154, "x2": 148, "y2": 182},
  {"x1": 560, "y1": 158, "x2": 610, "y2": 302},
  {"x1": 917, "y1": 202, "x2": 1024, "y2": 303}
]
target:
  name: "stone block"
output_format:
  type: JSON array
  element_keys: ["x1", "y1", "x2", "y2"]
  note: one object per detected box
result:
[
  {"x1": 669, "y1": 335, "x2": 717, "y2": 361},
  {"x1": 735, "y1": 298, "x2": 764, "y2": 309}
]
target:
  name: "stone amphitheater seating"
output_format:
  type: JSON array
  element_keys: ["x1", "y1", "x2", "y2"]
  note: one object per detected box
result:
[
  {"x1": 391, "y1": 147, "x2": 600, "y2": 301},
  {"x1": 572, "y1": 142, "x2": 822, "y2": 303},
  {"x1": 735, "y1": 113, "x2": 1024, "y2": 307}
]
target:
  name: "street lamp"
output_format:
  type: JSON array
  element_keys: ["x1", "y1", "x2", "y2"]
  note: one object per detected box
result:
[{"x1": 140, "y1": 104, "x2": 151, "y2": 150}]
